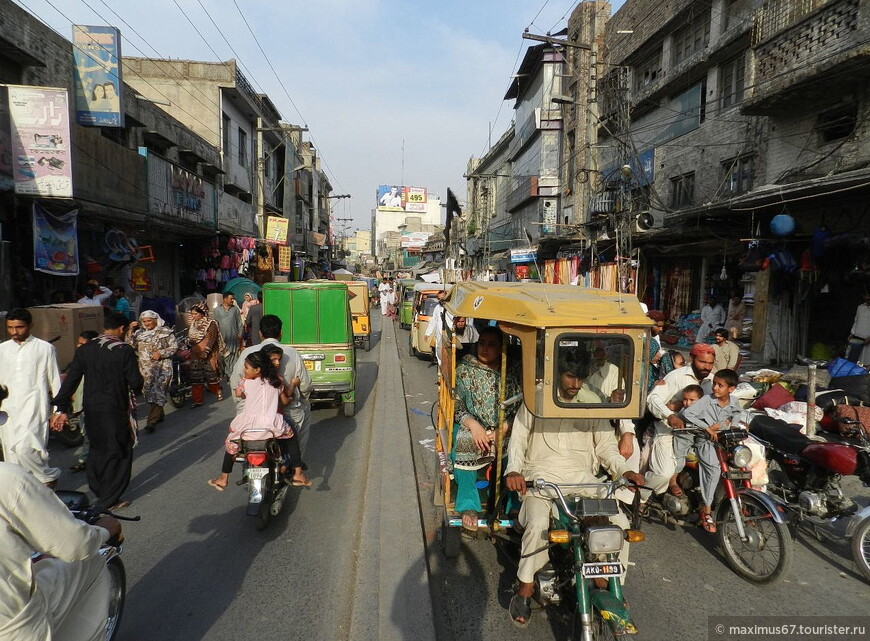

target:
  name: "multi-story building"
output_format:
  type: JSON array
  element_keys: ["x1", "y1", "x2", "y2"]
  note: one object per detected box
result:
[
  {"x1": 595, "y1": 0, "x2": 870, "y2": 362},
  {"x1": 370, "y1": 186, "x2": 441, "y2": 266},
  {"x1": 0, "y1": 0, "x2": 225, "y2": 304}
]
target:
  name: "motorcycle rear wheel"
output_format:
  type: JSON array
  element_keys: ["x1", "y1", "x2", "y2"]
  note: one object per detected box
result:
[
  {"x1": 717, "y1": 493, "x2": 792, "y2": 584},
  {"x1": 256, "y1": 476, "x2": 273, "y2": 531},
  {"x1": 850, "y1": 517, "x2": 870, "y2": 583},
  {"x1": 105, "y1": 555, "x2": 126, "y2": 641}
]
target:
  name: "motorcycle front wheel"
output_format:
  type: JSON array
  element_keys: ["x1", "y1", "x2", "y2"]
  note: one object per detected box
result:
[
  {"x1": 717, "y1": 493, "x2": 792, "y2": 584},
  {"x1": 54, "y1": 418, "x2": 85, "y2": 448},
  {"x1": 850, "y1": 517, "x2": 870, "y2": 583},
  {"x1": 105, "y1": 555, "x2": 126, "y2": 641},
  {"x1": 169, "y1": 384, "x2": 186, "y2": 409},
  {"x1": 572, "y1": 608, "x2": 618, "y2": 641}
]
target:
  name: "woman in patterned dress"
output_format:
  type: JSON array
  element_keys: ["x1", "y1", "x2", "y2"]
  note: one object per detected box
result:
[
  {"x1": 129, "y1": 310, "x2": 177, "y2": 432},
  {"x1": 452, "y1": 326, "x2": 521, "y2": 533},
  {"x1": 187, "y1": 303, "x2": 224, "y2": 407}
]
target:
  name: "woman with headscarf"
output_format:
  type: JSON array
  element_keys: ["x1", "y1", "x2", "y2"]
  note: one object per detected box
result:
[
  {"x1": 129, "y1": 310, "x2": 178, "y2": 432},
  {"x1": 187, "y1": 303, "x2": 224, "y2": 407},
  {"x1": 240, "y1": 292, "x2": 258, "y2": 323}
]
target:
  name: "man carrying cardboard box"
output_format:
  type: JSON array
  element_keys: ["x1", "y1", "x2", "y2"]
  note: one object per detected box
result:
[{"x1": 0, "y1": 309, "x2": 62, "y2": 484}]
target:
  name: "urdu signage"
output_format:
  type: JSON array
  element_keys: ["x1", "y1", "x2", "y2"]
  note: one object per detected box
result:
[{"x1": 147, "y1": 153, "x2": 215, "y2": 227}]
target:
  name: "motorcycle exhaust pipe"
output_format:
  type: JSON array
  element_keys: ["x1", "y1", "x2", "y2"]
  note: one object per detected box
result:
[{"x1": 270, "y1": 485, "x2": 288, "y2": 516}]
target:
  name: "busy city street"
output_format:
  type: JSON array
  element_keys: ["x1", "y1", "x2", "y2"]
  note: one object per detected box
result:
[{"x1": 2, "y1": 0, "x2": 870, "y2": 639}]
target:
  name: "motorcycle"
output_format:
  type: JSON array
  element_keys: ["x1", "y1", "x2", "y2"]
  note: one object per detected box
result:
[
  {"x1": 514, "y1": 478, "x2": 644, "y2": 641},
  {"x1": 642, "y1": 425, "x2": 793, "y2": 584},
  {"x1": 54, "y1": 490, "x2": 140, "y2": 641},
  {"x1": 234, "y1": 438, "x2": 290, "y2": 530},
  {"x1": 168, "y1": 328, "x2": 191, "y2": 409},
  {"x1": 748, "y1": 412, "x2": 870, "y2": 582}
]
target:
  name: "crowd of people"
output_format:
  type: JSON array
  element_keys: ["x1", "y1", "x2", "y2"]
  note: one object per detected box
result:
[{"x1": 0, "y1": 288, "x2": 318, "y2": 639}]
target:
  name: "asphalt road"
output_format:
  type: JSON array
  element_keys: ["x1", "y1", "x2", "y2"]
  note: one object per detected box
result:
[
  {"x1": 48, "y1": 321, "x2": 388, "y2": 641},
  {"x1": 395, "y1": 318, "x2": 870, "y2": 641}
]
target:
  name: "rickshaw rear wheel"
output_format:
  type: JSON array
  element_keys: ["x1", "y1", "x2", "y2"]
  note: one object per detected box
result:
[
  {"x1": 343, "y1": 401, "x2": 356, "y2": 417},
  {"x1": 441, "y1": 522, "x2": 461, "y2": 558}
]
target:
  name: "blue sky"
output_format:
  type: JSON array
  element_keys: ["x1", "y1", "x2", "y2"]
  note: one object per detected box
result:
[{"x1": 15, "y1": 0, "x2": 625, "y2": 231}]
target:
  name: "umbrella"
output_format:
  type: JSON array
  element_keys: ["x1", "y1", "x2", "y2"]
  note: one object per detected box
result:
[{"x1": 223, "y1": 277, "x2": 261, "y2": 300}]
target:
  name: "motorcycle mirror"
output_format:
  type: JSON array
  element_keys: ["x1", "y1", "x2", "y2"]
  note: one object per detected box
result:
[{"x1": 0, "y1": 411, "x2": 7, "y2": 425}]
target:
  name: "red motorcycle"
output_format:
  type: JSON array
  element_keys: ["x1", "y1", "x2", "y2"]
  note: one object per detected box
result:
[{"x1": 748, "y1": 413, "x2": 870, "y2": 582}]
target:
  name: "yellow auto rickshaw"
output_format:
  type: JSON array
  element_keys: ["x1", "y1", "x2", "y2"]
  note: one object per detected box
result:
[
  {"x1": 433, "y1": 282, "x2": 652, "y2": 637},
  {"x1": 409, "y1": 283, "x2": 447, "y2": 360},
  {"x1": 347, "y1": 280, "x2": 372, "y2": 351}
]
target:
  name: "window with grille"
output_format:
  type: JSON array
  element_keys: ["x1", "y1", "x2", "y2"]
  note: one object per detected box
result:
[
  {"x1": 670, "y1": 172, "x2": 695, "y2": 207},
  {"x1": 720, "y1": 54, "x2": 746, "y2": 108},
  {"x1": 672, "y1": 10, "x2": 711, "y2": 65},
  {"x1": 634, "y1": 50, "x2": 662, "y2": 92},
  {"x1": 238, "y1": 127, "x2": 248, "y2": 167},
  {"x1": 721, "y1": 155, "x2": 753, "y2": 194}
]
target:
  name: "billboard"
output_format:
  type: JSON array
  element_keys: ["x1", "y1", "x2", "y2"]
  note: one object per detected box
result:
[
  {"x1": 7, "y1": 85, "x2": 73, "y2": 197},
  {"x1": 265, "y1": 215, "x2": 289, "y2": 245},
  {"x1": 401, "y1": 232, "x2": 430, "y2": 248},
  {"x1": 72, "y1": 25, "x2": 124, "y2": 128},
  {"x1": 376, "y1": 185, "x2": 428, "y2": 212}
]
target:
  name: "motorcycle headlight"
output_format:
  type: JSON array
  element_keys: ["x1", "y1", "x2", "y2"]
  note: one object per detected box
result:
[
  {"x1": 585, "y1": 525, "x2": 624, "y2": 555},
  {"x1": 731, "y1": 444, "x2": 753, "y2": 468}
]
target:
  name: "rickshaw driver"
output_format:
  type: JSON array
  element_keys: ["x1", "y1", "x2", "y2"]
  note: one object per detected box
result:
[{"x1": 504, "y1": 350, "x2": 645, "y2": 627}]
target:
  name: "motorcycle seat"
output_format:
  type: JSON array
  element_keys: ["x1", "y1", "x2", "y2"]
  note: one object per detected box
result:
[{"x1": 748, "y1": 416, "x2": 810, "y2": 455}]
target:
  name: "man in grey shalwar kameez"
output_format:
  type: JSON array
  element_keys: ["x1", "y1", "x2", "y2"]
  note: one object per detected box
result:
[{"x1": 212, "y1": 292, "x2": 242, "y2": 382}]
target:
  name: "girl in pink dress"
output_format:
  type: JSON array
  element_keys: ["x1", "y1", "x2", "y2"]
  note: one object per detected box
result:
[{"x1": 207, "y1": 350, "x2": 310, "y2": 490}]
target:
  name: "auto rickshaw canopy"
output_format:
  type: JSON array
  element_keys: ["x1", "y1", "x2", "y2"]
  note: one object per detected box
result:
[{"x1": 444, "y1": 281, "x2": 651, "y2": 328}]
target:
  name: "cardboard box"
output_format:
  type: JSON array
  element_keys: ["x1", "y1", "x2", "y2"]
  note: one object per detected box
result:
[{"x1": 27, "y1": 304, "x2": 104, "y2": 371}]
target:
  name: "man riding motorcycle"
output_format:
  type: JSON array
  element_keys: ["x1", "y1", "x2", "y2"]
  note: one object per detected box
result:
[
  {"x1": 504, "y1": 351, "x2": 645, "y2": 626},
  {"x1": 0, "y1": 386, "x2": 121, "y2": 641}
]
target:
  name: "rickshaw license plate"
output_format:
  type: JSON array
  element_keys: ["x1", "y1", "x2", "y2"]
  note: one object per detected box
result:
[
  {"x1": 304, "y1": 360, "x2": 318, "y2": 371},
  {"x1": 582, "y1": 562, "x2": 624, "y2": 578}
]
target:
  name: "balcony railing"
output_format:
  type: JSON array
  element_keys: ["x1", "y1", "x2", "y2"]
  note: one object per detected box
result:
[{"x1": 753, "y1": 0, "x2": 835, "y2": 45}]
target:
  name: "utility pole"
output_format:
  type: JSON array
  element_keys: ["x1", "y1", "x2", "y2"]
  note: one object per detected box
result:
[{"x1": 256, "y1": 117, "x2": 265, "y2": 238}]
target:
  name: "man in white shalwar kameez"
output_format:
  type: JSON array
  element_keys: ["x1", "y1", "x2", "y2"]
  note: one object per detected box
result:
[
  {"x1": 504, "y1": 349, "x2": 645, "y2": 626},
  {"x1": 847, "y1": 292, "x2": 870, "y2": 365},
  {"x1": 0, "y1": 309, "x2": 61, "y2": 483},
  {"x1": 0, "y1": 460, "x2": 119, "y2": 641}
]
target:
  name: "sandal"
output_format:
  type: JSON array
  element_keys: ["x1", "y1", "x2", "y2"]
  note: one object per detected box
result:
[
  {"x1": 667, "y1": 483, "x2": 684, "y2": 497},
  {"x1": 700, "y1": 510, "x2": 717, "y2": 533},
  {"x1": 216, "y1": 391, "x2": 224, "y2": 401},
  {"x1": 461, "y1": 510, "x2": 479, "y2": 534},
  {"x1": 509, "y1": 594, "x2": 532, "y2": 627},
  {"x1": 207, "y1": 479, "x2": 226, "y2": 492}
]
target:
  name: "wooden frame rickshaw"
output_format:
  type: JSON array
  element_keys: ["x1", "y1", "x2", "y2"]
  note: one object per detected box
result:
[{"x1": 433, "y1": 282, "x2": 653, "y2": 555}]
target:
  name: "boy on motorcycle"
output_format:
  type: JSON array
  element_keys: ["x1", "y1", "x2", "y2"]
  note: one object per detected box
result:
[
  {"x1": 674, "y1": 369, "x2": 742, "y2": 533},
  {"x1": 504, "y1": 351, "x2": 645, "y2": 627}
]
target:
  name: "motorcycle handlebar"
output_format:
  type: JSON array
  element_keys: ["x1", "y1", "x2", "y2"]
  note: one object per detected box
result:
[{"x1": 71, "y1": 507, "x2": 142, "y2": 523}]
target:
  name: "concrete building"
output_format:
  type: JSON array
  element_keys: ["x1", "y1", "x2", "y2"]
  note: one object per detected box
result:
[
  {"x1": 344, "y1": 229, "x2": 372, "y2": 269},
  {"x1": 0, "y1": 0, "x2": 226, "y2": 304},
  {"x1": 370, "y1": 188, "x2": 442, "y2": 266}
]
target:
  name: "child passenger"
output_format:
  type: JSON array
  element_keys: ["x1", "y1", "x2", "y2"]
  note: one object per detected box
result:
[
  {"x1": 207, "y1": 350, "x2": 310, "y2": 491},
  {"x1": 674, "y1": 368, "x2": 742, "y2": 533}
]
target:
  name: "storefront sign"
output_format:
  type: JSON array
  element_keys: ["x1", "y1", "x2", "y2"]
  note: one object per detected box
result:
[
  {"x1": 401, "y1": 232, "x2": 430, "y2": 248},
  {"x1": 266, "y1": 216, "x2": 289, "y2": 245},
  {"x1": 72, "y1": 25, "x2": 124, "y2": 128},
  {"x1": 7, "y1": 86, "x2": 73, "y2": 197},
  {"x1": 147, "y1": 153, "x2": 216, "y2": 227},
  {"x1": 510, "y1": 248, "x2": 537, "y2": 263},
  {"x1": 32, "y1": 202, "x2": 79, "y2": 275},
  {"x1": 309, "y1": 231, "x2": 327, "y2": 247}
]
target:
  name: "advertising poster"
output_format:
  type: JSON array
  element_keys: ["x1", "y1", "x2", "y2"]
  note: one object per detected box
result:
[
  {"x1": 404, "y1": 186, "x2": 428, "y2": 213},
  {"x1": 266, "y1": 215, "x2": 289, "y2": 244},
  {"x1": 72, "y1": 25, "x2": 124, "y2": 128},
  {"x1": 377, "y1": 184, "x2": 405, "y2": 211},
  {"x1": 8, "y1": 86, "x2": 73, "y2": 197},
  {"x1": 401, "y1": 232, "x2": 430, "y2": 248},
  {"x1": 32, "y1": 202, "x2": 79, "y2": 275}
]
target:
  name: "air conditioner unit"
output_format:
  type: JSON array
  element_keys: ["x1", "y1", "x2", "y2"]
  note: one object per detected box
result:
[{"x1": 635, "y1": 209, "x2": 664, "y2": 232}]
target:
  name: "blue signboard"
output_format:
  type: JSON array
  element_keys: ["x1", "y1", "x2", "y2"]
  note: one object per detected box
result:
[{"x1": 72, "y1": 25, "x2": 124, "y2": 128}]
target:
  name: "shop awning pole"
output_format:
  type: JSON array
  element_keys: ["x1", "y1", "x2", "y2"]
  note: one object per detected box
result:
[{"x1": 806, "y1": 363, "x2": 817, "y2": 439}]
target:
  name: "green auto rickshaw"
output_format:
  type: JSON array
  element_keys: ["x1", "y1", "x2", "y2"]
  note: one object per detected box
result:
[
  {"x1": 397, "y1": 278, "x2": 418, "y2": 330},
  {"x1": 263, "y1": 281, "x2": 357, "y2": 417}
]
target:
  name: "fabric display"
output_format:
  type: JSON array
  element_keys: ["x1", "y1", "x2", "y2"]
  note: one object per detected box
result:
[{"x1": 187, "y1": 235, "x2": 256, "y2": 293}]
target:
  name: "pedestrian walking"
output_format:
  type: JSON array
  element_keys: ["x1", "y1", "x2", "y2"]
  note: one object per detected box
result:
[
  {"x1": 129, "y1": 310, "x2": 178, "y2": 432},
  {"x1": 52, "y1": 313, "x2": 143, "y2": 510},
  {"x1": 187, "y1": 303, "x2": 224, "y2": 407},
  {"x1": 0, "y1": 308, "x2": 62, "y2": 484},
  {"x1": 213, "y1": 292, "x2": 243, "y2": 381},
  {"x1": 69, "y1": 330, "x2": 100, "y2": 473}
]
